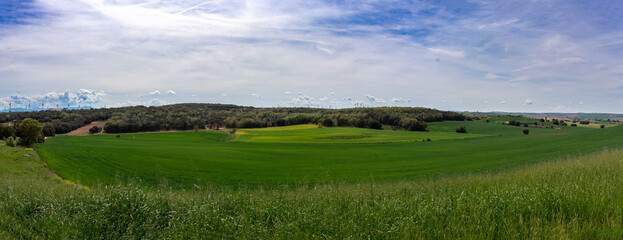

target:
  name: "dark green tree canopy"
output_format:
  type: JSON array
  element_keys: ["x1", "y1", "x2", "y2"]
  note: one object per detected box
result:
[{"x1": 17, "y1": 118, "x2": 43, "y2": 146}]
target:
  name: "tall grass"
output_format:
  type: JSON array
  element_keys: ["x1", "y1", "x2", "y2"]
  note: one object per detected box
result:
[{"x1": 1, "y1": 144, "x2": 623, "y2": 239}]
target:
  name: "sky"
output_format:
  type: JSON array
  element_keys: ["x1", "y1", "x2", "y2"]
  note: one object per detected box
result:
[{"x1": 1, "y1": 0, "x2": 623, "y2": 113}]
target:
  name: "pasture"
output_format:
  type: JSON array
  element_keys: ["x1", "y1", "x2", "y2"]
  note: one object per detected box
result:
[{"x1": 36, "y1": 118, "x2": 623, "y2": 188}]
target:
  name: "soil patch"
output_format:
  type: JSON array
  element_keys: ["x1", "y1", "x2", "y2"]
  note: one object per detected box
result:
[{"x1": 65, "y1": 122, "x2": 106, "y2": 136}]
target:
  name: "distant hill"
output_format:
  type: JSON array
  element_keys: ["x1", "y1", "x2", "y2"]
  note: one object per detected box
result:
[{"x1": 466, "y1": 111, "x2": 623, "y2": 121}]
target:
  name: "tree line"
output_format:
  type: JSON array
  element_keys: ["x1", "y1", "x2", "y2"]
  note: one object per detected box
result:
[{"x1": 1, "y1": 103, "x2": 470, "y2": 135}]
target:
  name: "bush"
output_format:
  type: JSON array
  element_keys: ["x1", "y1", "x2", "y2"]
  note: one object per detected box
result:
[
  {"x1": 571, "y1": 124, "x2": 577, "y2": 127},
  {"x1": 600, "y1": 124, "x2": 605, "y2": 129},
  {"x1": 523, "y1": 129, "x2": 529, "y2": 135},
  {"x1": 455, "y1": 125, "x2": 467, "y2": 133},
  {"x1": 89, "y1": 126, "x2": 102, "y2": 134},
  {"x1": 6, "y1": 136, "x2": 16, "y2": 147}
]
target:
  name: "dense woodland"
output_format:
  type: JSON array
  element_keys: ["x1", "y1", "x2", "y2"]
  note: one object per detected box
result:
[{"x1": 0, "y1": 103, "x2": 469, "y2": 137}]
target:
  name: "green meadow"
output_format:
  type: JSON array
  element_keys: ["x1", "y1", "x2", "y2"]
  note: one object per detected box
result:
[
  {"x1": 35, "y1": 117, "x2": 622, "y2": 188},
  {"x1": 2, "y1": 132, "x2": 623, "y2": 239}
]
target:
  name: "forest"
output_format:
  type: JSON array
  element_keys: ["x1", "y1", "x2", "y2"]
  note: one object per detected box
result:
[{"x1": 0, "y1": 103, "x2": 469, "y2": 136}]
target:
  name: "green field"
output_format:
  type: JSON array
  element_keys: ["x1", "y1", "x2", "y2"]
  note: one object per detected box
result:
[
  {"x1": 2, "y1": 139, "x2": 623, "y2": 238},
  {"x1": 35, "y1": 117, "x2": 623, "y2": 188}
]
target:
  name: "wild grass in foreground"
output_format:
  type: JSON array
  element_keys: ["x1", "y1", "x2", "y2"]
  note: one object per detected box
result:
[{"x1": 1, "y1": 144, "x2": 623, "y2": 239}]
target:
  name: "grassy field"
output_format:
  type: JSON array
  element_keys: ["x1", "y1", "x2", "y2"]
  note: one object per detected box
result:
[
  {"x1": 35, "y1": 118, "x2": 623, "y2": 188},
  {"x1": 2, "y1": 142, "x2": 623, "y2": 239}
]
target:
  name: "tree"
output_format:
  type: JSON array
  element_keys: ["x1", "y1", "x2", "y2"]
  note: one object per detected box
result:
[
  {"x1": 321, "y1": 118, "x2": 335, "y2": 127},
  {"x1": 42, "y1": 124, "x2": 56, "y2": 137},
  {"x1": 367, "y1": 119, "x2": 383, "y2": 129},
  {"x1": 523, "y1": 129, "x2": 529, "y2": 135},
  {"x1": 455, "y1": 125, "x2": 467, "y2": 133},
  {"x1": 600, "y1": 124, "x2": 605, "y2": 129},
  {"x1": 400, "y1": 118, "x2": 427, "y2": 131},
  {"x1": 89, "y1": 126, "x2": 102, "y2": 134},
  {"x1": 16, "y1": 118, "x2": 42, "y2": 146},
  {"x1": 0, "y1": 124, "x2": 15, "y2": 139},
  {"x1": 336, "y1": 117, "x2": 349, "y2": 127}
]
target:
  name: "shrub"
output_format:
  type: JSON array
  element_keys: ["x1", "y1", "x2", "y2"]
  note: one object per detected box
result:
[
  {"x1": 116, "y1": 134, "x2": 121, "y2": 138},
  {"x1": 89, "y1": 126, "x2": 102, "y2": 134},
  {"x1": 523, "y1": 129, "x2": 529, "y2": 135},
  {"x1": 485, "y1": 119, "x2": 490, "y2": 123},
  {"x1": 6, "y1": 136, "x2": 16, "y2": 147},
  {"x1": 456, "y1": 125, "x2": 467, "y2": 133},
  {"x1": 600, "y1": 124, "x2": 605, "y2": 129},
  {"x1": 571, "y1": 124, "x2": 577, "y2": 127}
]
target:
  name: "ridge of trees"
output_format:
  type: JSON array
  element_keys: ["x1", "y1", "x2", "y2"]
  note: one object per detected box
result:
[{"x1": 0, "y1": 103, "x2": 470, "y2": 134}]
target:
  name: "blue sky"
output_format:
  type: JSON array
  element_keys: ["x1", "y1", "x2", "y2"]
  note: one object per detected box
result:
[{"x1": 1, "y1": 0, "x2": 623, "y2": 113}]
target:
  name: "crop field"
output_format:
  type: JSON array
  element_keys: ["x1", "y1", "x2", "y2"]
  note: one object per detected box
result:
[
  {"x1": 2, "y1": 135, "x2": 623, "y2": 239},
  {"x1": 35, "y1": 117, "x2": 623, "y2": 188}
]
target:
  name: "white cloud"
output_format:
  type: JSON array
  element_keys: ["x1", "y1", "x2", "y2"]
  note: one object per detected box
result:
[
  {"x1": 365, "y1": 94, "x2": 385, "y2": 103},
  {"x1": 428, "y1": 48, "x2": 465, "y2": 58},
  {"x1": 524, "y1": 99, "x2": 533, "y2": 105},
  {"x1": 166, "y1": 90, "x2": 176, "y2": 94},
  {"x1": 251, "y1": 93, "x2": 261, "y2": 98},
  {"x1": 501, "y1": 100, "x2": 506, "y2": 104},
  {"x1": 485, "y1": 73, "x2": 502, "y2": 79},
  {"x1": 391, "y1": 97, "x2": 411, "y2": 103},
  {"x1": 220, "y1": 93, "x2": 228, "y2": 97},
  {"x1": 0, "y1": 89, "x2": 106, "y2": 109},
  {"x1": 478, "y1": 19, "x2": 520, "y2": 29},
  {"x1": 150, "y1": 90, "x2": 161, "y2": 95}
]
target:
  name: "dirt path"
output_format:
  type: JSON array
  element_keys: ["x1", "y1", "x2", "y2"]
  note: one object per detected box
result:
[{"x1": 65, "y1": 122, "x2": 106, "y2": 136}]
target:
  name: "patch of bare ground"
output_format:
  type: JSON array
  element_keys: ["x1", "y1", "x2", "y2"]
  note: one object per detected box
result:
[{"x1": 65, "y1": 122, "x2": 106, "y2": 136}]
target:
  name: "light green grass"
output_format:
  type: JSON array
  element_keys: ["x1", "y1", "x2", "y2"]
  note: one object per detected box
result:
[
  {"x1": 236, "y1": 125, "x2": 487, "y2": 143},
  {"x1": 2, "y1": 143, "x2": 623, "y2": 239},
  {"x1": 35, "y1": 121, "x2": 623, "y2": 188}
]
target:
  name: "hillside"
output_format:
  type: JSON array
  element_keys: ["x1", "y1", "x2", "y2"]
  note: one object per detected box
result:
[{"x1": 2, "y1": 141, "x2": 623, "y2": 238}]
